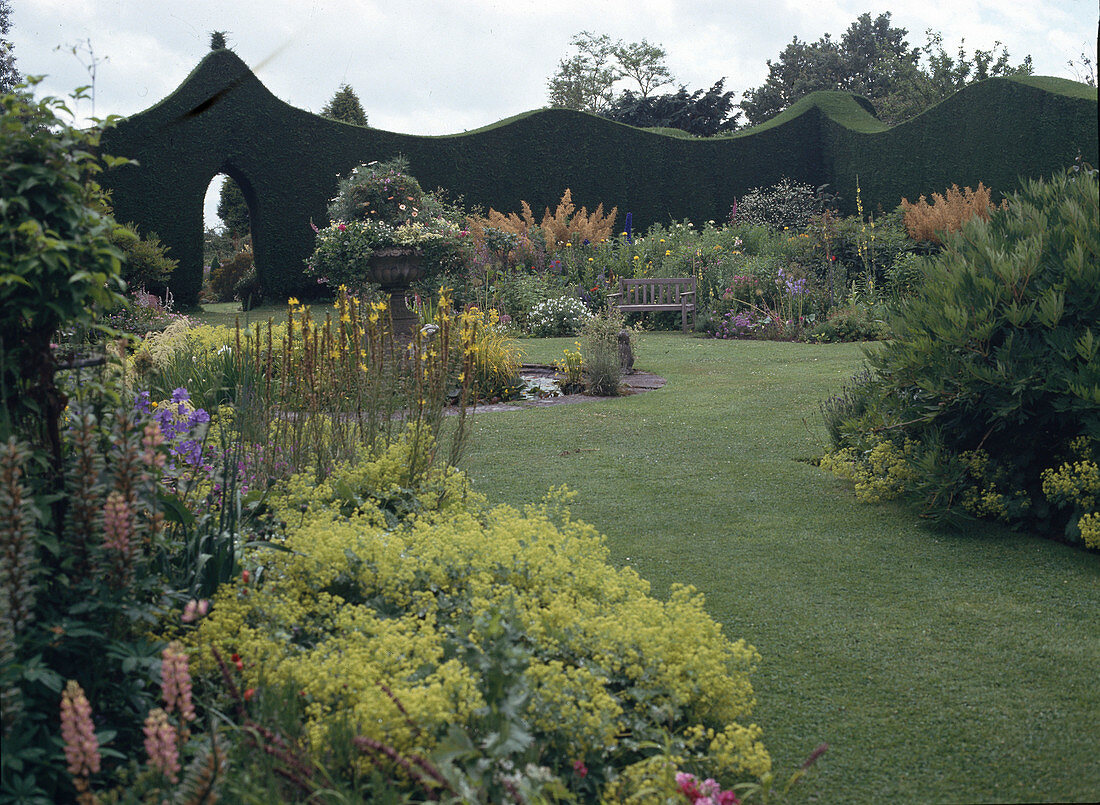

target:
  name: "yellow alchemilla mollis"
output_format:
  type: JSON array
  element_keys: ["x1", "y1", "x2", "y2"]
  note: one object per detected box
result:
[
  {"x1": 189, "y1": 451, "x2": 770, "y2": 791},
  {"x1": 1078, "y1": 512, "x2": 1100, "y2": 549}
]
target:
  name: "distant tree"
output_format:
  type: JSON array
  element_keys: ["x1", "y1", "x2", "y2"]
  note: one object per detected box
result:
[
  {"x1": 321, "y1": 83, "x2": 368, "y2": 126},
  {"x1": 603, "y1": 79, "x2": 741, "y2": 136},
  {"x1": 612, "y1": 38, "x2": 675, "y2": 98},
  {"x1": 547, "y1": 31, "x2": 620, "y2": 113},
  {"x1": 217, "y1": 178, "x2": 250, "y2": 238},
  {"x1": 547, "y1": 31, "x2": 675, "y2": 113},
  {"x1": 210, "y1": 30, "x2": 228, "y2": 50},
  {"x1": 1, "y1": 0, "x2": 21, "y2": 94},
  {"x1": 876, "y1": 31, "x2": 1033, "y2": 123},
  {"x1": 741, "y1": 12, "x2": 1032, "y2": 126}
]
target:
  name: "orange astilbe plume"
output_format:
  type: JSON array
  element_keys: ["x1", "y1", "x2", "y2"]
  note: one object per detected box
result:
[
  {"x1": 900, "y1": 182, "x2": 1007, "y2": 244},
  {"x1": 467, "y1": 189, "x2": 617, "y2": 257}
]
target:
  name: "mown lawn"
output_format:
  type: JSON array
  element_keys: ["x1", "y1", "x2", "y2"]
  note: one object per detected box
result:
[
  {"x1": 459, "y1": 332, "x2": 1100, "y2": 804},
  {"x1": 193, "y1": 301, "x2": 290, "y2": 328}
]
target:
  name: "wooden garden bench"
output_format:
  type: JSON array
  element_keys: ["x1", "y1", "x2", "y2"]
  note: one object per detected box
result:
[{"x1": 607, "y1": 277, "x2": 696, "y2": 333}]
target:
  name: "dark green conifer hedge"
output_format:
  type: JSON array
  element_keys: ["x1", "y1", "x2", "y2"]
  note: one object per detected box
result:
[{"x1": 98, "y1": 49, "x2": 1097, "y2": 306}]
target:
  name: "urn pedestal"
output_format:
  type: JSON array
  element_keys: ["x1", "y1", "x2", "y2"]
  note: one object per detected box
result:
[{"x1": 368, "y1": 247, "x2": 422, "y2": 339}]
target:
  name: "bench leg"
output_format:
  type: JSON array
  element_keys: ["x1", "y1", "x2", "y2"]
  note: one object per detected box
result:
[{"x1": 681, "y1": 305, "x2": 688, "y2": 334}]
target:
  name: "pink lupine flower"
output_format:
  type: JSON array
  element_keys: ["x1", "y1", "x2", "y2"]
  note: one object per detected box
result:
[
  {"x1": 60, "y1": 680, "x2": 101, "y2": 777},
  {"x1": 141, "y1": 423, "x2": 166, "y2": 469},
  {"x1": 181, "y1": 599, "x2": 210, "y2": 623},
  {"x1": 161, "y1": 641, "x2": 195, "y2": 722},
  {"x1": 143, "y1": 707, "x2": 181, "y2": 782},
  {"x1": 102, "y1": 491, "x2": 132, "y2": 555}
]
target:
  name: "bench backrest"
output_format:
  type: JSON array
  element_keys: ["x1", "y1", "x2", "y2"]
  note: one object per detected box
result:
[{"x1": 619, "y1": 277, "x2": 695, "y2": 306}]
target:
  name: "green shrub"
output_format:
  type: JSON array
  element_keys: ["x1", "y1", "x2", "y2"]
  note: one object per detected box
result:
[
  {"x1": 233, "y1": 263, "x2": 262, "y2": 308},
  {"x1": 110, "y1": 222, "x2": 177, "y2": 293},
  {"x1": 492, "y1": 271, "x2": 554, "y2": 327},
  {"x1": 191, "y1": 446, "x2": 772, "y2": 800},
  {"x1": 820, "y1": 169, "x2": 1100, "y2": 539},
  {"x1": 581, "y1": 308, "x2": 627, "y2": 396},
  {"x1": 206, "y1": 246, "x2": 253, "y2": 302},
  {"x1": 0, "y1": 83, "x2": 126, "y2": 450},
  {"x1": 805, "y1": 303, "x2": 890, "y2": 343},
  {"x1": 884, "y1": 251, "x2": 930, "y2": 298}
]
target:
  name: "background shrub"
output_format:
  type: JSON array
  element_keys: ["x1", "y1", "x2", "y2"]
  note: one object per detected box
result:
[
  {"x1": 581, "y1": 308, "x2": 627, "y2": 395},
  {"x1": 732, "y1": 177, "x2": 818, "y2": 231},
  {"x1": 205, "y1": 246, "x2": 254, "y2": 302},
  {"x1": 528, "y1": 296, "x2": 592, "y2": 337},
  {"x1": 110, "y1": 222, "x2": 177, "y2": 293}
]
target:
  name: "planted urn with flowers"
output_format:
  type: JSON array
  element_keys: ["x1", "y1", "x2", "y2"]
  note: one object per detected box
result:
[{"x1": 307, "y1": 157, "x2": 470, "y2": 333}]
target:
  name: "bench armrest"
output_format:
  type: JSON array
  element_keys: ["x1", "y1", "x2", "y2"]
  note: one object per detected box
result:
[
  {"x1": 606, "y1": 292, "x2": 622, "y2": 301},
  {"x1": 679, "y1": 291, "x2": 696, "y2": 299}
]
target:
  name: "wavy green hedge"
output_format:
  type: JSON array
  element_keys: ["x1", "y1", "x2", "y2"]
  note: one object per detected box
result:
[{"x1": 98, "y1": 49, "x2": 1097, "y2": 306}]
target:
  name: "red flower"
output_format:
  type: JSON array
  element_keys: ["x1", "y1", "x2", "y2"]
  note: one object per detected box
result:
[
  {"x1": 243, "y1": 688, "x2": 255, "y2": 701},
  {"x1": 241, "y1": 570, "x2": 251, "y2": 584},
  {"x1": 572, "y1": 759, "x2": 588, "y2": 777}
]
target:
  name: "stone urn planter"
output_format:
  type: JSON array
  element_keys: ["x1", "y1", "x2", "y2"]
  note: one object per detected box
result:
[{"x1": 368, "y1": 247, "x2": 422, "y2": 338}]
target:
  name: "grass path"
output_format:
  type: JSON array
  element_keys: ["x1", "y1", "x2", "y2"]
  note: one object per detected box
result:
[{"x1": 459, "y1": 333, "x2": 1100, "y2": 804}]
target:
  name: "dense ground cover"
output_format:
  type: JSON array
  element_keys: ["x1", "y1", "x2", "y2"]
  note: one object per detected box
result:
[{"x1": 459, "y1": 334, "x2": 1100, "y2": 804}]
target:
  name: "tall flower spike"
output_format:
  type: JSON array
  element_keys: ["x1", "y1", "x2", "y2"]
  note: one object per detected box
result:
[
  {"x1": 61, "y1": 680, "x2": 101, "y2": 778},
  {"x1": 161, "y1": 641, "x2": 196, "y2": 722},
  {"x1": 0, "y1": 438, "x2": 38, "y2": 633},
  {"x1": 143, "y1": 707, "x2": 181, "y2": 782},
  {"x1": 101, "y1": 491, "x2": 132, "y2": 556}
]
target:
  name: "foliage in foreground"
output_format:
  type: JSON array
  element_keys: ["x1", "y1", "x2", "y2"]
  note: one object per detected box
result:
[
  {"x1": 189, "y1": 451, "x2": 771, "y2": 801},
  {"x1": 820, "y1": 168, "x2": 1100, "y2": 545}
]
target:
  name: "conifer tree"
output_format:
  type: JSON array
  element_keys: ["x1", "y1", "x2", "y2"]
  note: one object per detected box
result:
[
  {"x1": 217, "y1": 179, "x2": 249, "y2": 239},
  {"x1": 321, "y1": 84, "x2": 368, "y2": 126}
]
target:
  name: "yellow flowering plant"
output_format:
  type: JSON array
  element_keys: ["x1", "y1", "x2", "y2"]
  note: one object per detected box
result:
[{"x1": 189, "y1": 467, "x2": 772, "y2": 800}]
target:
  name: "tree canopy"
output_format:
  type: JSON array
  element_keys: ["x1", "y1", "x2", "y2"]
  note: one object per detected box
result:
[
  {"x1": 602, "y1": 79, "x2": 741, "y2": 136},
  {"x1": 0, "y1": 0, "x2": 20, "y2": 94},
  {"x1": 741, "y1": 12, "x2": 1033, "y2": 126},
  {"x1": 547, "y1": 31, "x2": 674, "y2": 114}
]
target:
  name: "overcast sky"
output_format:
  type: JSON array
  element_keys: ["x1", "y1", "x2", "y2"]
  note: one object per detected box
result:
[{"x1": 7, "y1": 0, "x2": 1097, "y2": 224}]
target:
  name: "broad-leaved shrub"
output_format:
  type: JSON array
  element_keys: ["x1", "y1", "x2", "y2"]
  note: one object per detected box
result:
[{"x1": 821, "y1": 169, "x2": 1100, "y2": 540}]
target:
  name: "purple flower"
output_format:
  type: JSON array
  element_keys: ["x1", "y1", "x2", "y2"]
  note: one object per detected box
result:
[
  {"x1": 171, "y1": 388, "x2": 190, "y2": 403},
  {"x1": 133, "y1": 391, "x2": 152, "y2": 414}
]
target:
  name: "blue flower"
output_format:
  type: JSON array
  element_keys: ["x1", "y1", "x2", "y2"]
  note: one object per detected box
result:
[{"x1": 171, "y1": 387, "x2": 190, "y2": 403}]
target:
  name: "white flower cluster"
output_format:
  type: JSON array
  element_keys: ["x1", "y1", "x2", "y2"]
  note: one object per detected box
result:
[{"x1": 527, "y1": 296, "x2": 592, "y2": 337}]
